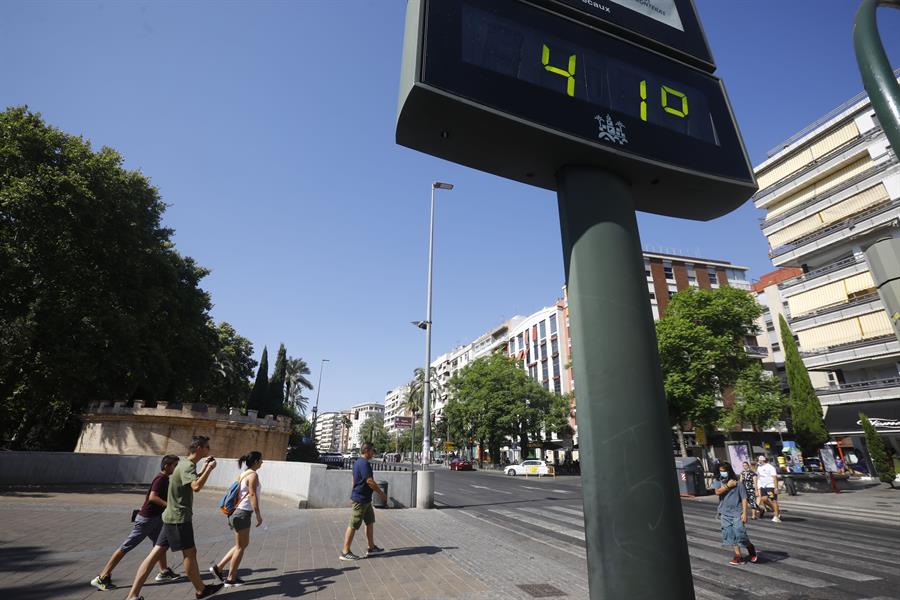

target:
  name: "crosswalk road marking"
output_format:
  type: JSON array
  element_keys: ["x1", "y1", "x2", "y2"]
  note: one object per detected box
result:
[
  {"x1": 487, "y1": 508, "x2": 586, "y2": 541},
  {"x1": 469, "y1": 484, "x2": 511, "y2": 495},
  {"x1": 516, "y1": 506, "x2": 584, "y2": 527},
  {"x1": 546, "y1": 505, "x2": 584, "y2": 518},
  {"x1": 687, "y1": 546, "x2": 833, "y2": 589}
]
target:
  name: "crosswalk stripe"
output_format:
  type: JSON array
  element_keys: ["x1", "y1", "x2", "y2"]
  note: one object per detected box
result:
[
  {"x1": 458, "y1": 509, "x2": 586, "y2": 559},
  {"x1": 551, "y1": 489, "x2": 571, "y2": 494},
  {"x1": 516, "y1": 506, "x2": 585, "y2": 527},
  {"x1": 469, "y1": 484, "x2": 512, "y2": 495},
  {"x1": 546, "y1": 505, "x2": 584, "y2": 518},
  {"x1": 690, "y1": 559, "x2": 790, "y2": 597},
  {"x1": 686, "y1": 535, "x2": 881, "y2": 582},
  {"x1": 487, "y1": 508, "x2": 586, "y2": 541},
  {"x1": 687, "y1": 546, "x2": 832, "y2": 589}
]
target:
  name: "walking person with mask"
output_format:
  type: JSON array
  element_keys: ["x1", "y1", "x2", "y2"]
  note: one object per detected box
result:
[
  {"x1": 756, "y1": 455, "x2": 782, "y2": 522},
  {"x1": 209, "y1": 451, "x2": 264, "y2": 587},
  {"x1": 713, "y1": 461, "x2": 759, "y2": 565}
]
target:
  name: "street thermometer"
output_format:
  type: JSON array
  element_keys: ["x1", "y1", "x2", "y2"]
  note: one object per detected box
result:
[{"x1": 396, "y1": 1, "x2": 757, "y2": 598}]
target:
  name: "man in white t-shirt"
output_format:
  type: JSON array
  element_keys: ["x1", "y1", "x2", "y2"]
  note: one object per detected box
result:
[{"x1": 755, "y1": 455, "x2": 782, "y2": 522}]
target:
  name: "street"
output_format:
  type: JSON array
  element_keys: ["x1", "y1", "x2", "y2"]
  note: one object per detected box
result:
[{"x1": 432, "y1": 467, "x2": 900, "y2": 600}]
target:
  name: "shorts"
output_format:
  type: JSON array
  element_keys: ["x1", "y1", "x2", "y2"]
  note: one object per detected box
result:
[
  {"x1": 349, "y1": 502, "x2": 375, "y2": 530},
  {"x1": 156, "y1": 522, "x2": 195, "y2": 552},
  {"x1": 228, "y1": 509, "x2": 253, "y2": 531},
  {"x1": 119, "y1": 515, "x2": 163, "y2": 553},
  {"x1": 760, "y1": 487, "x2": 778, "y2": 500},
  {"x1": 719, "y1": 514, "x2": 751, "y2": 547}
]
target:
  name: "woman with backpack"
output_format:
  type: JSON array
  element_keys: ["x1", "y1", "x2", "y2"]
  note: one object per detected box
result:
[{"x1": 210, "y1": 451, "x2": 264, "y2": 587}]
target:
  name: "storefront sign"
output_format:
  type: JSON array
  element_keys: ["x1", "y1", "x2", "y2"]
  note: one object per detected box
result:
[{"x1": 823, "y1": 399, "x2": 900, "y2": 434}]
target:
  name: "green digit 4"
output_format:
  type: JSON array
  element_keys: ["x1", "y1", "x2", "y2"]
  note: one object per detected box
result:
[{"x1": 541, "y1": 44, "x2": 576, "y2": 97}]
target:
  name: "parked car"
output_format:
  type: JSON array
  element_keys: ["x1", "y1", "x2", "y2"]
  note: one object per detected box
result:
[
  {"x1": 506, "y1": 459, "x2": 550, "y2": 477},
  {"x1": 449, "y1": 458, "x2": 473, "y2": 471},
  {"x1": 319, "y1": 452, "x2": 344, "y2": 469}
]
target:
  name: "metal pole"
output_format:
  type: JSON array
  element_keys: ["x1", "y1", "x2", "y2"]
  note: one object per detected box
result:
[
  {"x1": 421, "y1": 185, "x2": 436, "y2": 467},
  {"x1": 311, "y1": 358, "x2": 329, "y2": 449},
  {"x1": 854, "y1": 0, "x2": 900, "y2": 155},
  {"x1": 557, "y1": 166, "x2": 694, "y2": 600}
]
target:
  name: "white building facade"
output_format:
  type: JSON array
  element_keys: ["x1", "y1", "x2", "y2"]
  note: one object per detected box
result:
[
  {"x1": 348, "y1": 402, "x2": 385, "y2": 451},
  {"x1": 314, "y1": 411, "x2": 342, "y2": 453},
  {"x1": 383, "y1": 385, "x2": 410, "y2": 437}
]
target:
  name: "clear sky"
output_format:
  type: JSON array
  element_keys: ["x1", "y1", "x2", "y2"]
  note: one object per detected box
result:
[{"x1": 3, "y1": 1, "x2": 899, "y2": 414}]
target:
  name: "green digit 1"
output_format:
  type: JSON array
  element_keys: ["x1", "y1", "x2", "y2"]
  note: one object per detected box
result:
[
  {"x1": 541, "y1": 44, "x2": 576, "y2": 97},
  {"x1": 661, "y1": 85, "x2": 689, "y2": 118},
  {"x1": 640, "y1": 80, "x2": 647, "y2": 121}
]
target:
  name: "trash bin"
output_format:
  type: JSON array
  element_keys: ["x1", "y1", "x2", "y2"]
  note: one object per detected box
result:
[
  {"x1": 674, "y1": 457, "x2": 704, "y2": 496},
  {"x1": 373, "y1": 481, "x2": 388, "y2": 508}
]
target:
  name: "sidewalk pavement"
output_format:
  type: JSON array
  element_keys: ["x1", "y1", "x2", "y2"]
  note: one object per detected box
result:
[{"x1": 0, "y1": 485, "x2": 575, "y2": 600}]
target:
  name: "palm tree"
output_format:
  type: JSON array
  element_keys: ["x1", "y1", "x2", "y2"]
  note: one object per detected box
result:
[
  {"x1": 285, "y1": 357, "x2": 314, "y2": 416},
  {"x1": 407, "y1": 367, "x2": 442, "y2": 416}
]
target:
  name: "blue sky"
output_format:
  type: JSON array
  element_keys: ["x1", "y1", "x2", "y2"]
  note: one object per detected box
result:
[{"x1": 3, "y1": 1, "x2": 899, "y2": 414}]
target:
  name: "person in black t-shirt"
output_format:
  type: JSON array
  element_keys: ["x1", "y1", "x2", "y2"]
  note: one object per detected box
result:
[{"x1": 90, "y1": 455, "x2": 180, "y2": 591}]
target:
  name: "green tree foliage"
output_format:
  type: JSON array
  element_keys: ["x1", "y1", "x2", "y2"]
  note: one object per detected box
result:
[
  {"x1": 860, "y1": 412, "x2": 896, "y2": 487},
  {"x1": 285, "y1": 418, "x2": 319, "y2": 463},
  {"x1": 198, "y1": 322, "x2": 257, "y2": 409},
  {"x1": 779, "y1": 315, "x2": 829, "y2": 453},
  {"x1": 407, "y1": 366, "x2": 441, "y2": 417},
  {"x1": 358, "y1": 416, "x2": 390, "y2": 452},
  {"x1": 398, "y1": 421, "x2": 424, "y2": 455},
  {"x1": 720, "y1": 362, "x2": 787, "y2": 432},
  {"x1": 445, "y1": 353, "x2": 564, "y2": 466},
  {"x1": 266, "y1": 343, "x2": 288, "y2": 416},
  {"x1": 285, "y1": 357, "x2": 314, "y2": 416},
  {"x1": 656, "y1": 287, "x2": 762, "y2": 438},
  {"x1": 0, "y1": 107, "x2": 221, "y2": 449},
  {"x1": 247, "y1": 347, "x2": 269, "y2": 413}
]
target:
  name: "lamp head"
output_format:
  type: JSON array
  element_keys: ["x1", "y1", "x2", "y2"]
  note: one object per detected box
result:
[{"x1": 433, "y1": 182, "x2": 454, "y2": 190}]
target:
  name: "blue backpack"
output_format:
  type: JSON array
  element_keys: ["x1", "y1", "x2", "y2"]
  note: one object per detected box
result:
[{"x1": 219, "y1": 473, "x2": 248, "y2": 516}]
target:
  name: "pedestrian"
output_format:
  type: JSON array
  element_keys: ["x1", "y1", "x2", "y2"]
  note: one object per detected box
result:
[
  {"x1": 739, "y1": 461, "x2": 761, "y2": 519},
  {"x1": 209, "y1": 451, "x2": 264, "y2": 587},
  {"x1": 339, "y1": 442, "x2": 388, "y2": 561},
  {"x1": 122, "y1": 435, "x2": 223, "y2": 600},
  {"x1": 713, "y1": 461, "x2": 758, "y2": 565},
  {"x1": 89, "y1": 455, "x2": 181, "y2": 591},
  {"x1": 755, "y1": 455, "x2": 782, "y2": 522}
]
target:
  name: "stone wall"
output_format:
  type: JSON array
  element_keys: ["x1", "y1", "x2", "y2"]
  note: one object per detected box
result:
[{"x1": 75, "y1": 402, "x2": 292, "y2": 460}]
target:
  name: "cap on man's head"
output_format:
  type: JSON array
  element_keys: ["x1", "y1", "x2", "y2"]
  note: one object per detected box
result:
[{"x1": 758, "y1": 455, "x2": 767, "y2": 462}]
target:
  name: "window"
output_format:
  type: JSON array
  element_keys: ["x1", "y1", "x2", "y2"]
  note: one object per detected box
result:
[
  {"x1": 539, "y1": 320, "x2": 547, "y2": 339},
  {"x1": 771, "y1": 342, "x2": 780, "y2": 352},
  {"x1": 517, "y1": 333, "x2": 524, "y2": 351},
  {"x1": 541, "y1": 359, "x2": 548, "y2": 380},
  {"x1": 543, "y1": 380, "x2": 550, "y2": 390},
  {"x1": 549, "y1": 313, "x2": 557, "y2": 334},
  {"x1": 553, "y1": 378, "x2": 561, "y2": 393},
  {"x1": 551, "y1": 337, "x2": 559, "y2": 356},
  {"x1": 708, "y1": 266, "x2": 718, "y2": 282},
  {"x1": 687, "y1": 264, "x2": 697, "y2": 285},
  {"x1": 509, "y1": 338, "x2": 516, "y2": 352},
  {"x1": 668, "y1": 290, "x2": 675, "y2": 299},
  {"x1": 649, "y1": 290, "x2": 656, "y2": 300},
  {"x1": 552, "y1": 355, "x2": 560, "y2": 376},
  {"x1": 663, "y1": 261, "x2": 674, "y2": 280},
  {"x1": 540, "y1": 341, "x2": 547, "y2": 360},
  {"x1": 644, "y1": 260, "x2": 651, "y2": 278}
]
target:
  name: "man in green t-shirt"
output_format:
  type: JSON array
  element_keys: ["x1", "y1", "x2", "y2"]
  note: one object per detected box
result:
[{"x1": 123, "y1": 436, "x2": 223, "y2": 600}]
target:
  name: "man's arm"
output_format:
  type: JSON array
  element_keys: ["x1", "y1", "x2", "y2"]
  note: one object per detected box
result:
[
  {"x1": 714, "y1": 479, "x2": 736, "y2": 496},
  {"x1": 191, "y1": 458, "x2": 216, "y2": 492},
  {"x1": 148, "y1": 491, "x2": 167, "y2": 508},
  {"x1": 366, "y1": 476, "x2": 388, "y2": 502}
]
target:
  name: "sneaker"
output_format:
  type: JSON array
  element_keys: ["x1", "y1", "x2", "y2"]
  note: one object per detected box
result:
[
  {"x1": 728, "y1": 556, "x2": 744, "y2": 566},
  {"x1": 196, "y1": 583, "x2": 224, "y2": 599},
  {"x1": 224, "y1": 578, "x2": 246, "y2": 588},
  {"x1": 771, "y1": 515, "x2": 782, "y2": 523},
  {"x1": 748, "y1": 553, "x2": 759, "y2": 563},
  {"x1": 366, "y1": 545, "x2": 384, "y2": 557},
  {"x1": 154, "y1": 568, "x2": 180, "y2": 582},
  {"x1": 209, "y1": 564, "x2": 225, "y2": 582},
  {"x1": 90, "y1": 575, "x2": 115, "y2": 590},
  {"x1": 339, "y1": 551, "x2": 361, "y2": 561}
]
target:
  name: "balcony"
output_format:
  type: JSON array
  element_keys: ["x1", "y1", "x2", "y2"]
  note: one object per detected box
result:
[
  {"x1": 816, "y1": 377, "x2": 900, "y2": 406},
  {"x1": 800, "y1": 334, "x2": 900, "y2": 369},
  {"x1": 788, "y1": 292, "x2": 882, "y2": 330},
  {"x1": 779, "y1": 255, "x2": 867, "y2": 292},
  {"x1": 744, "y1": 345, "x2": 769, "y2": 358}
]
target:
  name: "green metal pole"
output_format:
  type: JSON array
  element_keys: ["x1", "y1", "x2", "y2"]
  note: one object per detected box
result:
[
  {"x1": 557, "y1": 166, "x2": 694, "y2": 600},
  {"x1": 854, "y1": 0, "x2": 900, "y2": 154}
]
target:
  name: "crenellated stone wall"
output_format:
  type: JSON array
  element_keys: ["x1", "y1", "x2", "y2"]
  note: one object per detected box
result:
[{"x1": 75, "y1": 402, "x2": 292, "y2": 460}]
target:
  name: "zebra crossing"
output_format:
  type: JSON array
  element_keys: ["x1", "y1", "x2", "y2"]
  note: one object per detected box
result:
[{"x1": 455, "y1": 499, "x2": 900, "y2": 599}]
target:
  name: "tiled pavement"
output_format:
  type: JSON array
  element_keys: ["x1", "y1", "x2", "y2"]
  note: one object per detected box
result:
[{"x1": 0, "y1": 486, "x2": 507, "y2": 600}]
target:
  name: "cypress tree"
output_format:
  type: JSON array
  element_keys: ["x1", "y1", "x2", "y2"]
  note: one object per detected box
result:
[
  {"x1": 860, "y1": 412, "x2": 896, "y2": 487},
  {"x1": 268, "y1": 343, "x2": 288, "y2": 416},
  {"x1": 247, "y1": 346, "x2": 269, "y2": 413},
  {"x1": 779, "y1": 314, "x2": 829, "y2": 453}
]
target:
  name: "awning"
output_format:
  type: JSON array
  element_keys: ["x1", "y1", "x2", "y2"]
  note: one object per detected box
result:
[{"x1": 823, "y1": 399, "x2": 900, "y2": 435}]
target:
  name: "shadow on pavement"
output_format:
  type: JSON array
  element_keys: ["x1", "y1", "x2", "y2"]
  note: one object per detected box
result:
[
  {"x1": 0, "y1": 484, "x2": 145, "y2": 497},
  {"x1": 0, "y1": 581, "x2": 86, "y2": 600},
  {"x1": 0, "y1": 545, "x2": 72, "y2": 573},
  {"x1": 216, "y1": 566, "x2": 358, "y2": 599},
  {"x1": 757, "y1": 550, "x2": 789, "y2": 563},
  {"x1": 374, "y1": 545, "x2": 456, "y2": 558}
]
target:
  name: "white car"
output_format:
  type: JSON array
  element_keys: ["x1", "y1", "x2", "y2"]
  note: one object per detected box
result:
[{"x1": 506, "y1": 460, "x2": 550, "y2": 477}]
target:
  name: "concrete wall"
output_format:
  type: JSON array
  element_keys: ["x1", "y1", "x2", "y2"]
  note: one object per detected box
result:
[{"x1": 0, "y1": 452, "x2": 416, "y2": 509}]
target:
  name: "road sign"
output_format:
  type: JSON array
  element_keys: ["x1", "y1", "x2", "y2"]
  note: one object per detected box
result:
[
  {"x1": 444, "y1": 442, "x2": 456, "y2": 450},
  {"x1": 394, "y1": 416, "x2": 413, "y2": 429},
  {"x1": 396, "y1": 0, "x2": 756, "y2": 220}
]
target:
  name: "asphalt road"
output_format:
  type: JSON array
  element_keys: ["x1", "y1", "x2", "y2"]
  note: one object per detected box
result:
[{"x1": 432, "y1": 467, "x2": 900, "y2": 600}]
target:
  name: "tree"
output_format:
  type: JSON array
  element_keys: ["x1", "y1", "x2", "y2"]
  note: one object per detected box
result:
[
  {"x1": 719, "y1": 362, "x2": 787, "y2": 433},
  {"x1": 860, "y1": 412, "x2": 896, "y2": 488},
  {"x1": 656, "y1": 287, "x2": 762, "y2": 455},
  {"x1": 358, "y1": 416, "x2": 390, "y2": 452},
  {"x1": 247, "y1": 347, "x2": 269, "y2": 413},
  {"x1": 779, "y1": 315, "x2": 829, "y2": 453},
  {"x1": 1, "y1": 107, "x2": 219, "y2": 450},
  {"x1": 198, "y1": 322, "x2": 257, "y2": 408},
  {"x1": 266, "y1": 343, "x2": 288, "y2": 416},
  {"x1": 408, "y1": 366, "x2": 442, "y2": 418},
  {"x1": 285, "y1": 357, "x2": 314, "y2": 416}
]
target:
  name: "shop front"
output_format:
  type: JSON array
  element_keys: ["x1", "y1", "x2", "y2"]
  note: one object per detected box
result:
[{"x1": 823, "y1": 399, "x2": 900, "y2": 476}]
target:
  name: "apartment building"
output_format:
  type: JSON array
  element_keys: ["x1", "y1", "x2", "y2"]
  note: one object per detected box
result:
[
  {"x1": 313, "y1": 411, "x2": 342, "y2": 453},
  {"x1": 643, "y1": 251, "x2": 752, "y2": 319},
  {"x1": 347, "y1": 402, "x2": 384, "y2": 451},
  {"x1": 753, "y1": 76, "x2": 900, "y2": 466},
  {"x1": 384, "y1": 385, "x2": 410, "y2": 437}
]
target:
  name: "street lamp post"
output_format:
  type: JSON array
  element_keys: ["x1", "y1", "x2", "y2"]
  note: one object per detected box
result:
[
  {"x1": 310, "y1": 358, "x2": 330, "y2": 450},
  {"x1": 421, "y1": 181, "x2": 453, "y2": 467}
]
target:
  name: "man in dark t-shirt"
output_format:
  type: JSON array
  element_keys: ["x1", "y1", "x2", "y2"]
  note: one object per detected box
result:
[
  {"x1": 90, "y1": 455, "x2": 180, "y2": 591},
  {"x1": 339, "y1": 442, "x2": 387, "y2": 561}
]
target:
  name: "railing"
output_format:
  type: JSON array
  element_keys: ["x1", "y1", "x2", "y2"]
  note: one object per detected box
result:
[
  {"x1": 744, "y1": 345, "x2": 769, "y2": 356},
  {"x1": 779, "y1": 255, "x2": 866, "y2": 290},
  {"x1": 816, "y1": 376, "x2": 900, "y2": 394},
  {"x1": 800, "y1": 333, "x2": 896, "y2": 357},
  {"x1": 759, "y1": 156, "x2": 898, "y2": 230},
  {"x1": 765, "y1": 67, "x2": 900, "y2": 158},
  {"x1": 321, "y1": 457, "x2": 411, "y2": 471},
  {"x1": 770, "y1": 198, "x2": 900, "y2": 258},
  {"x1": 789, "y1": 292, "x2": 881, "y2": 323}
]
